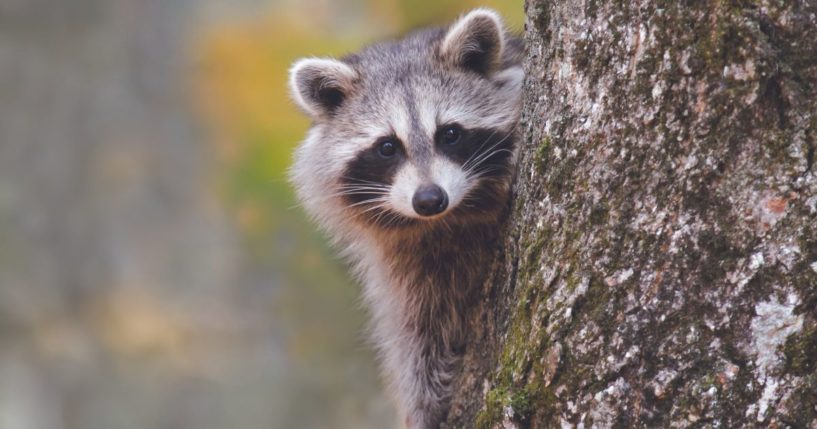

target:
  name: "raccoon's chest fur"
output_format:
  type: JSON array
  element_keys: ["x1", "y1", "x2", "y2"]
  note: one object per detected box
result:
[
  {"x1": 353, "y1": 221, "x2": 502, "y2": 426},
  {"x1": 381, "y1": 222, "x2": 498, "y2": 338}
]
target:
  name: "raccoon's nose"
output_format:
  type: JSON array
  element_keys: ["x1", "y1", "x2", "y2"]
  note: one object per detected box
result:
[{"x1": 412, "y1": 185, "x2": 448, "y2": 216}]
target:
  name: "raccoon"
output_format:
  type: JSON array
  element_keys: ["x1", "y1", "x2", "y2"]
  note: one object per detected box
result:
[{"x1": 288, "y1": 9, "x2": 523, "y2": 428}]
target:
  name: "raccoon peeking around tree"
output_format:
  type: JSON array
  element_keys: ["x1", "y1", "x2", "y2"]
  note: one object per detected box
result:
[{"x1": 288, "y1": 9, "x2": 523, "y2": 429}]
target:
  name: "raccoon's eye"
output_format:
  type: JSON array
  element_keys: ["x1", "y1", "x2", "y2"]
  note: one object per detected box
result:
[
  {"x1": 440, "y1": 125, "x2": 462, "y2": 145},
  {"x1": 378, "y1": 140, "x2": 398, "y2": 158}
]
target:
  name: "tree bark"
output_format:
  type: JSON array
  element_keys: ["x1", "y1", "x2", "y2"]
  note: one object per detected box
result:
[{"x1": 444, "y1": 0, "x2": 817, "y2": 427}]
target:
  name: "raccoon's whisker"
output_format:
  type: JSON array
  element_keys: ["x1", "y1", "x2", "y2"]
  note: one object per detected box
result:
[
  {"x1": 471, "y1": 130, "x2": 514, "y2": 166},
  {"x1": 357, "y1": 201, "x2": 392, "y2": 219},
  {"x1": 372, "y1": 208, "x2": 398, "y2": 227},
  {"x1": 314, "y1": 193, "x2": 374, "y2": 204},
  {"x1": 390, "y1": 213, "x2": 411, "y2": 229},
  {"x1": 465, "y1": 149, "x2": 514, "y2": 179},
  {"x1": 371, "y1": 212, "x2": 390, "y2": 227},
  {"x1": 466, "y1": 141, "x2": 513, "y2": 169},
  {"x1": 462, "y1": 137, "x2": 500, "y2": 172},
  {"x1": 461, "y1": 128, "x2": 502, "y2": 170},
  {"x1": 337, "y1": 183, "x2": 390, "y2": 190},
  {"x1": 333, "y1": 189, "x2": 389, "y2": 196},
  {"x1": 334, "y1": 184, "x2": 390, "y2": 192},
  {"x1": 377, "y1": 213, "x2": 395, "y2": 228},
  {"x1": 350, "y1": 199, "x2": 391, "y2": 210},
  {"x1": 471, "y1": 149, "x2": 514, "y2": 172},
  {"x1": 323, "y1": 187, "x2": 389, "y2": 199},
  {"x1": 333, "y1": 191, "x2": 388, "y2": 199},
  {"x1": 360, "y1": 206, "x2": 391, "y2": 228},
  {"x1": 357, "y1": 199, "x2": 392, "y2": 212},
  {"x1": 463, "y1": 128, "x2": 512, "y2": 169},
  {"x1": 381, "y1": 209, "x2": 411, "y2": 229},
  {"x1": 338, "y1": 177, "x2": 391, "y2": 187},
  {"x1": 335, "y1": 188, "x2": 390, "y2": 194},
  {"x1": 462, "y1": 130, "x2": 514, "y2": 172},
  {"x1": 335, "y1": 186, "x2": 391, "y2": 193},
  {"x1": 439, "y1": 216, "x2": 454, "y2": 234},
  {"x1": 375, "y1": 213, "x2": 392, "y2": 227},
  {"x1": 471, "y1": 169, "x2": 507, "y2": 179}
]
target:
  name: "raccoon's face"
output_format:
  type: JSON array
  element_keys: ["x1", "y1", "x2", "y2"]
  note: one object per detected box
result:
[{"x1": 289, "y1": 9, "x2": 522, "y2": 232}]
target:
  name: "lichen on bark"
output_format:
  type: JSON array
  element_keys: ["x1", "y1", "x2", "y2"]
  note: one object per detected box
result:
[{"x1": 445, "y1": 0, "x2": 817, "y2": 427}]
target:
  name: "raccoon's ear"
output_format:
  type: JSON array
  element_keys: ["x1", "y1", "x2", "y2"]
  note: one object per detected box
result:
[
  {"x1": 289, "y1": 58, "x2": 358, "y2": 118},
  {"x1": 439, "y1": 8, "x2": 505, "y2": 75}
]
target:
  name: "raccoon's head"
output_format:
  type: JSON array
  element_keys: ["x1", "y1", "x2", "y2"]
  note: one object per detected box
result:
[{"x1": 289, "y1": 9, "x2": 522, "y2": 234}]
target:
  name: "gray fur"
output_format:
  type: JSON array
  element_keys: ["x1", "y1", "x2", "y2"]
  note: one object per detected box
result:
[{"x1": 288, "y1": 9, "x2": 523, "y2": 428}]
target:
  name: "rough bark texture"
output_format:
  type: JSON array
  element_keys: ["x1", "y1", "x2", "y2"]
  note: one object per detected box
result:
[{"x1": 444, "y1": 0, "x2": 817, "y2": 427}]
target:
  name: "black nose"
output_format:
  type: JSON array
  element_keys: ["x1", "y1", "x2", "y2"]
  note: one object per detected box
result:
[{"x1": 412, "y1": 185, "x2": 448, "y2": 217}]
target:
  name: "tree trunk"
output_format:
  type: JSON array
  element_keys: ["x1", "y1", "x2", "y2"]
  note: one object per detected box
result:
[{"x1": 444, "y1": 0, "x2": 817, "y2": 427}]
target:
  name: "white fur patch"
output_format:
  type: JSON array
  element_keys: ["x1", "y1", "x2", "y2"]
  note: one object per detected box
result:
[
  {"x1": 430, "y1": 157, "x2": 470, "y2": 211},
  {"x1": 390, "y1": 101, "x2": 413, "y2": 143},
  {"x1": 436, "y1": 103, "x2": 518, "y2": 132},
  {"x1": 390, "y1": 164, "x2": 422, "y2": 218},
  {"x1": 388, "y1": 157, "x2": 472, "y2": 219},
  {"x1": 417, "y1": 101, "x2": 437, "y2": 141}
]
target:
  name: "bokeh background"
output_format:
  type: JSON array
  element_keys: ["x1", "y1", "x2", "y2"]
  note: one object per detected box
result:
[{"x1": 0, "y1": 1, "x2": 522, "y2": 428}]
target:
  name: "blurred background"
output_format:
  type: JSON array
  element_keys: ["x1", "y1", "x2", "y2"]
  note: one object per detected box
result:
[{"x1": 0, "y1": 1, "x2": 521, "y2": 428}]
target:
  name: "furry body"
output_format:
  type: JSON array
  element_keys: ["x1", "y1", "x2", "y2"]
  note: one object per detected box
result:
[{"x1": 288, "y1": 9, "x2": 523, "y2": 428}]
